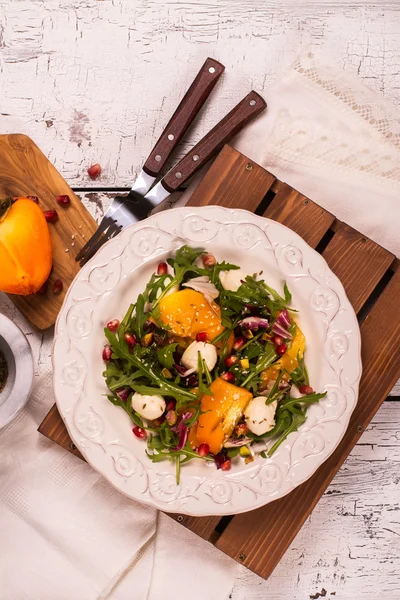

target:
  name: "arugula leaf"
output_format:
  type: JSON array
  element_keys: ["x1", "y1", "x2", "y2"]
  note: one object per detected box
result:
[
  {"x1": 169, "y1": 245, "x2": 204, "y2": 268},
  {"x1": 157, "y1": 343, "x2": 178, "y2": 369},
  {"x1": 268, "y1": 411, "x2": 307, "y2": 456},
  {"x1": 135, "y1": 293, "x2": 146, "y2": 339},
  {"x1": 197, "y1": 352, "x2": 213, "y2": 397},
  {"x1": 107, "y1": 394, "x2": 144, "y2": 428},
  {"x1": 290, "y1": 351, "x2": 309, "y2": 387},
  {"x1": 242, "y1": 343, "x2": 277, "y2": 387},
  {"x1": 265, "y1": 369, "x2": 288, "y2": 405},
  {"x1": 226, "y1": 447, "x2": 240, "y2": 458},
  {"x1": 105, "y1": 329, "x2": 196, "y2": 403},
  {"x1": 280, "y1": 391, "x2": 327, "y2": 412},
  {"x1": 283, "y1": 282, "x2": 292, "y2": 303}
]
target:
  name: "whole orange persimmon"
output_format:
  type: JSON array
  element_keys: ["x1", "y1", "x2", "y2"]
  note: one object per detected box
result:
[{"x1": 0, "y1": 197, "x2": 52, "y2": 295}]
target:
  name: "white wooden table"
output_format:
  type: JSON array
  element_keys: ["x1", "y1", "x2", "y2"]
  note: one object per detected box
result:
[{"x1": 0, "y1": 1, "x2": 399, "y2": 598}]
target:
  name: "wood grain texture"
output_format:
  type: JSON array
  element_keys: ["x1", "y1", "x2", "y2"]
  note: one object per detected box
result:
[
  {"x1": 38, "y1": 404, "x2": 83, "y2": 460},
  {"x1": 263, "y1": 181, "x2": 335, "y2": 248},
  {"x1": 215, "y1": 268, "x2": 400, "y2": 579},
  {"x1": 322, "y1": 222, "x2": 395, "y2": 314},
  {"x1": 0, "y1": 134, "x2": 97, "y2": 330},
  {"x1": 187, "y1": 145, "x2": 275, "y2": 211}
]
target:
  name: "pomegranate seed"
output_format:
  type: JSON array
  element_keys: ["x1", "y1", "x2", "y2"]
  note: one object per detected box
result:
[
  {"x1": 116, "y1": 387, "x2": 130, "y2": 402},
  {"x1": 124, "y1": 332, "x2": 137, "y2": 348},
  {"x1": 43, "y1": 209, "x2": 58, "y2": 223},
  {"x1": 37, "y1": 280, "x2": 48, "y2": 294},
  {"x1": 151, "y1": 416, "x2": 165, "y2": 427},
  {"x1": 102, "y1": 345, "x2": 112, "y2": 362},
  {"x1": 196, "y1": 332, "x2": 208, "y2": 343},
  {"x1": 232, "y1": 336, "x2": 246, "y2": 351},
  {"x1": 299, "y1": 384, "x2": 314, "y2": 395},
  {"x1": 52, "y1": 279, "x2": 63, "y2": 294},
  {"x1": 56, "y1": 195, "x2": 70, "y2": 206},
  {"x1": 166, "y1": 400, "x2": 176, "y2": 411},
  {"x1": 107, "y1": 319, "x2": 120, "y2": 332},
  {"x1": 157, "y1": 262, "x2": 168, "y2": 275},
  {"x1": 276, "y1": 344, "x2": 287, "y2": 355},
  {"x1": 27, "y1": 195, "x2": 39, "y2": 203},
  {"x1": 202, "y1": 253, "x2": 216, "y2": 267},
  {"x1": 187, "y1": 374, "x2": 199, "y2": 388},
  {"x1": 165, "y1": 410, "x2": 177, "y2": 426},
  {"x1": 224, "y1": 355, "x2": 238, "y2": 368},
  {"x1": 221, "y1": 458, "x2": 232, "y2": 471},
  {"x1": 220, "y1": 372, "x2": 235, "y2": 383},
  {"x1": 271, "y1": 335, "x2": 284, "y2": 346},
  {"x1": 87, "y1": 163, "x2": 102, "y2": 179},
  {"x1": 214, "y1": 452, "x2": 227, "y2": 469},
  {"x1": 197, "y1": 443, "x2": 210, "y2": 457},
  {"x1": 132, "y1": 426, "x2": 147, "y2": 440}
]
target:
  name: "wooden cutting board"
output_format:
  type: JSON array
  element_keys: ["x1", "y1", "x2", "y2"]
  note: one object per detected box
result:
[
  {"x1": 39, "y1": 145, "x2": 400, "y2": 580},
  {"x1": 0, "y1": 134, "x2": 97, "y2": 330}
]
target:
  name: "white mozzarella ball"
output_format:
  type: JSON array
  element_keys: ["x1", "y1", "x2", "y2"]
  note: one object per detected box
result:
[
  {"x1": 219, "y1": 268, "x2": 247, "y2": 292},
  {"x1": 131, "y1": 392, "x2": 166, "y2": 421},
  {"x1": 181, "y1": 341, "x2": 218, "y2": 372},
  {"x1": 244, "y1": 397, "x2": 278, "y2": 436}
]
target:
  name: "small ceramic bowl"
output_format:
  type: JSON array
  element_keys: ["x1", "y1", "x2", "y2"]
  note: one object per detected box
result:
[{"x1": 0, "y1": 313, "x2": 34, "y2": 428}]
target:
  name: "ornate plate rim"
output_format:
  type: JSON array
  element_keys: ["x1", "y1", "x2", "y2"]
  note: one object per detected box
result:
[{"x1": 52, "y1": 206, "x2": 362, "y2": 516}]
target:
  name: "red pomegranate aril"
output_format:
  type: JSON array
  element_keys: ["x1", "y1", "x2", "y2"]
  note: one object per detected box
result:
[
  {"x1": 221, "y1": 371, "x2": 235, "y2": 383},
  {"x1": 102, "y1": 345, "x2": 112, "y2": 362},
  {"x1": 224, "y1": 355, "x2": 238, "y2": 368},
  {"x1": 53, "y1": 279, "x2": 63, "y2": 294},
  {"x1": 232, "y1": 336, "x2": 246, "y2": 351},
  {"x1": 214, "y1": 451, "x2": 227, "y2": 469},
  {"x1": 27, "y1": 195, "x2": 39, "y2": 203},
  {"x1": 202, "y1": 253, "x2": 216, "y2": 267},
  {"x1": 234, "y1": 422, "x2": 248, "y2": 437},
  {"x1": 56, "y1": 195, "x2": 70, "y2": 206},
  {"x1": 276, "y1": 343, "x2": 287, "y2": 355},
  {"x1": 43, "y1": 209, "x2": 58, "y2": 223},
  {"x1": 166, "y1": 399, "x2": 176, "y2": 412},
  {"x1": 299, "y1": 384, "x2": 314, "y2": 395},
  {"x1": 271, "y1": 335, "x2": 284, "y2": 346},
  {"x1": 107, "y1": 319, "x2": 120, "y2": 332},
  {"x1": 87, "y1": 163, "x2": 102, "y2": 179},
  {"x1": 196, "y1": 332, "x2": 208, "y2": 343},
  {"x1": 157, "y1": 261, "x2": 168, "y2": 275},
  {"x1": 124, "y1": 332, "x2": 137, "y2": 349},
  {"x1": 37, "y1": 280, "x2": 48, "y2": 294},
  {"x1": 132, "y1": 426, "x2": 147, "y2": 440},
  {"x1": 197, "y1": 443, "x2": 210, "y2": 458},
  {"x1": 221, "y1": 458, "x2": 232, "y2": 472}
]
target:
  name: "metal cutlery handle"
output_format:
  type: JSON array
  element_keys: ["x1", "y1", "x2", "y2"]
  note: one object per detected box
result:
[
  {"x1": 159, "y1": 91, "x2": 267, "y2": 193},
  {"x1": 142, "y1": 57, "x2": 225, "y2": 178}
]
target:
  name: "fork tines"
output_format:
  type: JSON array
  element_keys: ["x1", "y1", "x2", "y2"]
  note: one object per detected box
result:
[{"x1": 75, "y1": 218, "x2": 122, "y2": 266}]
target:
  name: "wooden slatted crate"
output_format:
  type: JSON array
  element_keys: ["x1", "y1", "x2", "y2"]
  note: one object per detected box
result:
[{"x1": 39, "y1": 145, "x2": 400, "y2": 580}]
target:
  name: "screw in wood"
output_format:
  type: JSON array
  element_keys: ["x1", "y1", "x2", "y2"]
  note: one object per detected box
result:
[
  {"x1": 361, "y1": 237, "x2": 366, "y2": 243},
  {"x1": 69, "y1": 441, "x2": 77, "y2": 450},
  {"x1": 245, "y1": 163, "x2": 253, "y2": 171},
  {"x1": 304, "y1": 199, "x2": 309, "y2": 205},
  {"x1": 357, "y1": 425, "x2": 363, "y2": 432},
  {"x1": 238, "y1": 553, "x2": 246, "y2": 561},
  {"x1": 176, "y1": 515, "x2": 184, "y2": 522}
]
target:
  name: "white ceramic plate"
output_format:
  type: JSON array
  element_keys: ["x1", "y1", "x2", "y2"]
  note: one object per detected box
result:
[{"x1": 53, "y1": 207, "x2": 362, "y2": 516}]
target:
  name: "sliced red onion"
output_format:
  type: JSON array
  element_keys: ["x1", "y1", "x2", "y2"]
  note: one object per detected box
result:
[
  {"x1": 116, "y1": 387, "x2": 130, "y2": 402},
  {"x1": 277, "y1": 309, "x2": 291, "y2": 329},
  {"x1": 174, "y1": 363, "x2": 187, "y2": 376},
  {"x1": 223, "y1": 436, "x2": 252, "y2": 448},
  {"x1": 272, "y1": 321, "x2": 293, "y2": 340},
  {"x1": 239, "y1": 316, "x2": 269, "y2": 330},
  {"x1": 214, "y1": 451, "x2": 228, "y2": 469},
  {"x1": 171, "y1": 411, "x2": 193, "y2": 450}
]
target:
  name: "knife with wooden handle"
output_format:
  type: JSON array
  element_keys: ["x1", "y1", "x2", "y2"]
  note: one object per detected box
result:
[{"x1": 145, "y1": 91, "x2": 267, "y2": 204}]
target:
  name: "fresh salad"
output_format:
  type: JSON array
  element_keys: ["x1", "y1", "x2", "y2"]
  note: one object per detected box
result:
[{"x1": 103, "y1": 246, "x2": 326, "y2": 482}]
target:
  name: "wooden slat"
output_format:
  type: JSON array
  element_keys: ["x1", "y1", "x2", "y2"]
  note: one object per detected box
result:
[
  {"x1": 38, "y1": 405, "x2": 83, "y2": 460},
  {"x1": 215, "y1": 269, "x2": 400, "y2": 578},
  {"x1": 322, "y1": 222, "x2": 395, "y2": 314},
  {"x1": 263, "y1": 181, "x2": 335, "y2": 248},
  {"x1": 187, "y1": 145, "x2": 275, "y2": 212},
  {"x1": 167, "y1": 514, "x2": 221, "y2": 540}
]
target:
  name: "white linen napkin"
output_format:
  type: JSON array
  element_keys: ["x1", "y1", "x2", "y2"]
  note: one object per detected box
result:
[{"x1": 1, "y1": 50, "x2": 399, "y2": 600}]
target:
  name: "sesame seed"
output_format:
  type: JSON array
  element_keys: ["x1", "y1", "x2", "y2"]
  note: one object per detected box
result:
[{"x1": 65, "y1": 248, "x2": 69, "y2": 253}]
